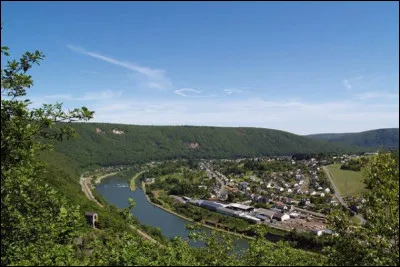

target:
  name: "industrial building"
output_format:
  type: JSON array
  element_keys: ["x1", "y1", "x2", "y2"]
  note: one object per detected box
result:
[
  {"x1": 216, "y1": 207, "x2": 243, "y2": 217},
  {"x1": 254, "y1": 208, "x2": 290, "y2": 221},
  {"x1": 226, "y1": 203, "x2": 254, "y2": 212},
  {"x1": 273, "y1": 212, "x2": 290, "y2": 221},
  {"x1": 254, "y1": 208, "x2": 276, "y2": 220},
  {"x1": 240, "y1": 214, "x2": 261, "y2": 224},
  {"x1": 197, "y1": 200, "x2": 225, "y2": 211}
]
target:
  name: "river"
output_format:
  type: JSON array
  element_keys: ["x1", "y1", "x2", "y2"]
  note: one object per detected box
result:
[{"x1": 95, "y1": 175, "x2": 249, "y2": 250}]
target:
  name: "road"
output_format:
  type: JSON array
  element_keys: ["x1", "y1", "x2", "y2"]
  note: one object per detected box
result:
[
  {"x1": 214, "y1": 170, "x2": 227, "y2": 193},
  {"x1": 322, "y1": 166, "x2": 347, "y2": 208},
  {"x1": 79, "y1": 172, "x2": 115, "y2": 208},
  {"x1": 323, "y1": 166, "x2": 366, "y2": 224},
  {"x1": 203, "y1": 163, "x2": 226, "y2": 198},
  {"x1": 129, "y1": 225, "x2": 161, "y2": 246}
]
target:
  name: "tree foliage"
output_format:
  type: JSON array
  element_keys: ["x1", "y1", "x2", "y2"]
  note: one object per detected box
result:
[
  {"x1": 326, "y1": 152, "x2": 399, "y2": 266},
  {"x1": 1, "y1": 37, "x2": 94, "y2": 265},
  {"x1": 307, "y1": 128, "x2": 399, "y2": 150},
  {"x1": 340, "y1": 157, "x2": 370, "y2": 171}
]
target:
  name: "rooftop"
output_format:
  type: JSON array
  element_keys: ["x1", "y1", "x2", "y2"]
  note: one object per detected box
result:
[
  {"x1": 226, "y1": 203, "x2": 253, "y2": 211},
  {"x1": 254, "y1": 208, "x2": 276, "y2": 217}
]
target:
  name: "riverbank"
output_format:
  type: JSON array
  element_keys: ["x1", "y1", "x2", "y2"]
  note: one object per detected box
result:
[
  {"x1": 94, "y1": 171, "x2": 119, "y2": 184},
  {"x1": 130, "y1": 171, "x2": 146, "y2": 192},
  {"x1": 141, "y1": 182, "x2": 255, "y2": 241},
  {"x1": 130, "y1": 179, "x2": 136, "y2": 191},
  {"x1": 80, "y1": 171, "x2": 163, "y2": 245}
]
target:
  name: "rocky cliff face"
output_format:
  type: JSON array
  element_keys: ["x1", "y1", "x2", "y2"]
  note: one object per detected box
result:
[
  {"x1": 187, "y1": 142, "x2": 200, "y2": 149},
  {"x1": 112, "y1": 129, "x2": 124, "y2": 135},
  {"x1": 96, "y1": 128, "x2": 105, "y2": 134}
]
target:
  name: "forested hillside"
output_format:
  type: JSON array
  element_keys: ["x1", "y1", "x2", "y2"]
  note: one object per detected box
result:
[
  {"x1": 306, "y1": 128, "x2": 399, "y2": 149},
  {"x1": 51, "y1": 122, "x2": 365, "y2": 170}
]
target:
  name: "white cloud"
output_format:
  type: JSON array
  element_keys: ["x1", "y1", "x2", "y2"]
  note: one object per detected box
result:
[
  {"x1": 342, "y1": 76, "x2": 364, "y2": 89},
  {"x1": 224, "y1": 89, "x2": 243, "y2": 95},
  {"x1": 355, "y1": 91, "x2": 399, "y2": 100},
  {"x1": 41, "y1": 94, "x2": 73, "y2": 100},
  {"x1": 67, "y1": 44, "x2": 172, "y2": 89},
  {"x1": 148, "y1": 82, "x2": 166, "y2": 89},
  {"x1": 42, "y1": 89, "x2": 123, "y2": 101},
  {"x1": 78, "y1": 90, "x2": 124, "y2": 101},
  {"x1": 174, "y1": 88, "x2": 217, "y2": 98},
  {"x1": 174, "y1": 88, "x2": 201, "y2": 97},
  {"x1": 343, "y1": 79, "x2": 352, "y2": 89}
]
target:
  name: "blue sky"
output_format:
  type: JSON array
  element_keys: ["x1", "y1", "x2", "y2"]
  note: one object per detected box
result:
[{"x1": 2, "y1": 1, "x2": 398, "y2": 134}]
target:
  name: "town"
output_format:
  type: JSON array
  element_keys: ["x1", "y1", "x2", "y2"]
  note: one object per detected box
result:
[{"x1": 144, "y1": 153, "x2": 371, "y2": 236}]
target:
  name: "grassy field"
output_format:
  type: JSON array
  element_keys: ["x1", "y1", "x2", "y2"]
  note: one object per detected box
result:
[{"x1": 326, "y1": 164, "x2": 366, "y2": 197}]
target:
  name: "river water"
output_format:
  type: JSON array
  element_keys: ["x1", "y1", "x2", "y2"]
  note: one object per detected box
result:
[{"x1": 95, "y1": 175, "x2": 249, "y2": 250}]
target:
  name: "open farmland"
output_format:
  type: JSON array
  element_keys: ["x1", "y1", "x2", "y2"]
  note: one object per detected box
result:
[{"x1": 326, "y1": 164, "x2": 366, "y2": 197}]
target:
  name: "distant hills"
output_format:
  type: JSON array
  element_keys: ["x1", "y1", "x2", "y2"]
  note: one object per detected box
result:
[
  {"x1": 49, "y1": 123, "x2": 366, "y2": 170},
  {"x1": 306, "y1": 128, "x2": 399, "y2": 150}
]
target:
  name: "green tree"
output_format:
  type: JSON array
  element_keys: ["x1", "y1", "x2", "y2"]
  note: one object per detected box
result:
[
  {"x1": 242, "y1": 225, "x2": 326, "y2": 266},
  {"x1": 1, "y1": 37, "x2": 94, "y2": 265},
  {"x1": 326, "y1": 152, "x2": 399, "y2": 266}
]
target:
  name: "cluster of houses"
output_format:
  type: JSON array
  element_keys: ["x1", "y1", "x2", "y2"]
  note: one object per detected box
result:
[
  {"x1": 199, "y1": 158, "x2": 337, "y2": 215},
  {"x1": 189, "y1": 158, "x2": 347, "y2": 234},
  {"x1": 332, "y1": 153, "x2": 373, "y2": 164}
]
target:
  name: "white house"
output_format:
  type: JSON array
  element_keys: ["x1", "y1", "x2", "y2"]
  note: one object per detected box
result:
[
  {"x1": 324, "y1": 188, "x2": 331, "y2": 193},
  {"x1": 273, "y1": 213, "x2": 290, "y2": 221},
  {"x1": 145, "y1": 178, "x2": 155, "y2": 184},
  {"x1": 312, "y1": 229, "x2": 323, "y2": 236}
]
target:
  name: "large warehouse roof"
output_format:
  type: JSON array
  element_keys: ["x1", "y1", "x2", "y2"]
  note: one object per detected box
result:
[{"x1": 226, "y1": 203, "x2": 254, "y2": 211}]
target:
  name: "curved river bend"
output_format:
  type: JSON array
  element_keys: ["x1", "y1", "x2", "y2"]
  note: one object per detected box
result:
[{"x1": 95, "y1": 175, "x2": 249, "y2": 250}]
